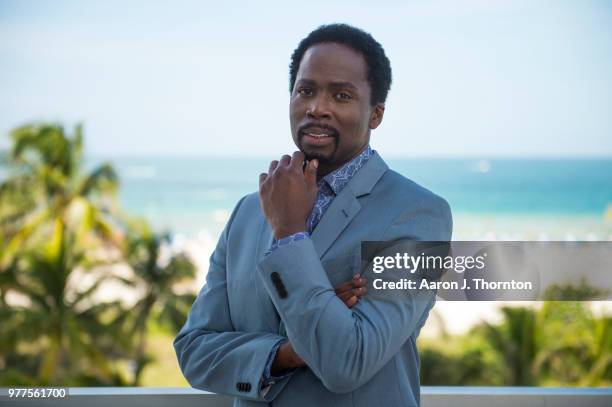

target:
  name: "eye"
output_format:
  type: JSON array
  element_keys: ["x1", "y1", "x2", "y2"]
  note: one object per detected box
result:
[
  {"x1": 336, "y1": 92, "x2": 352, "y2": 101},
  {"x1": 297, "y1": 87, "x2": 313, "y2": 96}
]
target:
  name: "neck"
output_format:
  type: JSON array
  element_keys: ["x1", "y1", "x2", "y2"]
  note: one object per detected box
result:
[
  {"x1": 315, "y1": 164, "x2": 336, "y2": 181},
  {"x1": 315, "y1": 145, "x2": 369, "y2": 181}
]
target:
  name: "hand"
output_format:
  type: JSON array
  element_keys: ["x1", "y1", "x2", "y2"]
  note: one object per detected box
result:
[
  {"x1": 259, "y1": 151, "x2": 319, "y2": 239},
  {"x1": 335, "y1": 274, "x2": 368, "y2": 308}
]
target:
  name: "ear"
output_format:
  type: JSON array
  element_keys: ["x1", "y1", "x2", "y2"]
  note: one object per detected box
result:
[{"x1": 369, "y1": 104, "x2": 385, "y2": 130}]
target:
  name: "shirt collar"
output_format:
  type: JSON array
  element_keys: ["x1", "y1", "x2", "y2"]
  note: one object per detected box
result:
[{"x1": 320, "y1": 145, "x2": 374, "y2": 195}]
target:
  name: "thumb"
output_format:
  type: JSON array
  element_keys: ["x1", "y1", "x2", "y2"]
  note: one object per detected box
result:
[{"x1": 305, "y1": 159, "x2": 318, "y2": 187}]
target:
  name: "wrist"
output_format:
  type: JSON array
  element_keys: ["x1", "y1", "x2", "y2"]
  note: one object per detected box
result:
[
  {"x1": 271, "y1": 341, "x2": 304, "y2": 374},
  {"x1": 271, "y1": 342, "x2": 292, "y2": 375},
  {"x1": 285, "y1": 342, "x2": 305, "y2": 368}
]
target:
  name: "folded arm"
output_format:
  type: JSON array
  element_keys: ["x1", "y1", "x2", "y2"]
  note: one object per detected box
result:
[{"x1": 257, "y1": 202, "x2": 452, "y2": 393}]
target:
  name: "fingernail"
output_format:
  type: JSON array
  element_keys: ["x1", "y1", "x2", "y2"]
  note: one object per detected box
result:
[
  {"x1": 312, "y1": 159, "x2": 318, "y2": 169},
  {"x1": 354, "y1": 273, "x2": 360, "y2": 279}
]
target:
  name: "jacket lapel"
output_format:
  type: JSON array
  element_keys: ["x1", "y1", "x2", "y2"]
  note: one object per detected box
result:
[
  {"x1": 310, "y1": 191, "x2": 360, "y2": 258},
  {"x1": 311, "y1": 151, "x2": 389, "y2": 258}
]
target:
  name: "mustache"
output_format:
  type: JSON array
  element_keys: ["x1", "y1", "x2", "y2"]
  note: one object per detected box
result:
[{"x1": 297, "y1": 123, "x2": 340, "y2": 138}]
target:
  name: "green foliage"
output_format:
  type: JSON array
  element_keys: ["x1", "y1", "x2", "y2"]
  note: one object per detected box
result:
[
  {"x1": 121, "y1": 218, "x2": 197, "y2": 385},
  {"x1": 482, "y1": 307, "x2": 537, "y2": 385},
  {"x1": 543, "y1": 278, "x2": 609, "y2": 301},
  {"x1": 0, "y1": 122, "x2": 197, "y2": 386},
  {"x1": 419, "y1": 303, "x2": 612, "y2": 386}
]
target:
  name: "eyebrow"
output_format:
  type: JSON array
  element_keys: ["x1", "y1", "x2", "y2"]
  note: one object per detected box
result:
[{"x1": 297, "y1": 78, "x2": 359, "y2": 91}]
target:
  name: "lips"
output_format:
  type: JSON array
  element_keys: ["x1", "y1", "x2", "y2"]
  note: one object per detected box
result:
[
  {"x1": 302, "y1": 133, "x2": 336, "y2": 147},
  {"x1": 299, "y1": 125, "x2": 338, "y2": 137},
  {"x1": 303, "y1": 127, "x2": 333, "y2": 134},
  {"x1": 305, "y1": 133, "x2": 333, "y2": 141},
  {"x1": 298, "y1": 124, "x2": 339, "y2": 148}
]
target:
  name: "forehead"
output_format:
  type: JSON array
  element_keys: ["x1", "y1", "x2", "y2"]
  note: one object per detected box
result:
[{"x1": 296, "y1": 42, "x2": 368, "y2": 87}]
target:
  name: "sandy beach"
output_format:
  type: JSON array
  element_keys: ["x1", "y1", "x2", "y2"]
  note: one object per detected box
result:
[{"x1": 159, "y1": 211, "x2": 612, "y2": 336}]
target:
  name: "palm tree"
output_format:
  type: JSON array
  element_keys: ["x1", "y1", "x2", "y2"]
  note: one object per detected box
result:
[
  {"x1": 479, "y1": 300, "x2": 611, "y2": 386},
  {"x1": 480, "y1": 307, "x2": 538, "y2": 385},
  {"x1": 1, "y1": 123, "x2": 121, "y2": 266},
  {"x1": 123, "y1": 219, "x2": 196, "y2": 385},
  {"x1": 1, "y1": 219, "x2": 128, "y2": 385},
  {"x1": 534, "y1": 301, "x2": 612, "y2": 386},
  {"x1": 586, "y1": 316, "x2": 612, "y2": 385},
  {"x1": 0, "y1": 123, "x2": 128, "y2": 384}
]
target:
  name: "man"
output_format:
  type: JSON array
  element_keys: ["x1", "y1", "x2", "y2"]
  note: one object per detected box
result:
[{"x1": 174, "y1": 24, "x2": 452, "y2": 406}]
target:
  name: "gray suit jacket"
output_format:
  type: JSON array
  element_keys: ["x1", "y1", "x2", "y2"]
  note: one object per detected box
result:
[{"x1": 174, "y1": 152, "x2": 452, "y2": 406}]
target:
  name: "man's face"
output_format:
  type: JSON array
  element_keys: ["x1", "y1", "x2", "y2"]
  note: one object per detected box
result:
[{"x1": 290, "y1": 42, "x2": 384, "y2": 175}]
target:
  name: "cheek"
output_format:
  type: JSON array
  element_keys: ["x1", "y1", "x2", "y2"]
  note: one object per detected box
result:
[
  {"x1": 289, "y1": 100, "x2": 304, "y2": 125},
  {"x1": 339, "y1": 110, "x2": 369, "y2": 140},
  {"x1": 290, "y1": 94, "x2": 307, "y2": 111}
]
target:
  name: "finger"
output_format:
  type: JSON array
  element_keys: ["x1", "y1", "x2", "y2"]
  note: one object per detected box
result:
[
  {"x1": 259, "y1": 173, "x2": 267, "y2": 185},
  {"x1": 335, "y1": 287, "x2": 352, "y2": 296},
  {"x1": 338, "y1": 291, "x2": 353, "y2": 303},
  {"x1": 279, "y1": 154, "x2": 291, "y2": 167},
  {"x1": 304, "y1": 158, "x2": 318, "y2": 186},
  {"x1": 354, "y1": 277, "x2": 367, "y2": 288},
  {"x1": 334, "y1": 280, "x2": 354, "y2": 293},
  {"x1": 268, "y1": 160, "x2": 279, "y2": 173},
  {"x1": 335, "y1": 274, "x2": 363, "y2": 291},
  {"x1": 353, "y1": 274, "x2": 367, "y2": 285},
  {"x1": 340, "y1": 291, "x2": 358, "y2": 306},
  {"x1": 335, "y1": 278, "x2": 364, "y2": 296},
  {"x1": 353, "y1": 287, "x2": 367, "y2": 298},
  {"x1": 346, "y1": 295, "x2": 358, "y2": 308},
  {"x1": 290, "y1": 151, "x2": 305, "y2": 171}
]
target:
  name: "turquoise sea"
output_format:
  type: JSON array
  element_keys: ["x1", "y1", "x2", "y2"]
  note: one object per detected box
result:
[{"x1": 100, "y1": 157, "x2": 612, "y2": 239}]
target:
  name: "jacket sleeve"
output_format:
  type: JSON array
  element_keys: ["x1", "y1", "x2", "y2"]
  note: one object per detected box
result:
[
  {"x1": 173, "y1": 196, "x2": 292, "y2": 401},
  {"x1": 256, "y1": 198, "x2": 452, "y2": 394}
]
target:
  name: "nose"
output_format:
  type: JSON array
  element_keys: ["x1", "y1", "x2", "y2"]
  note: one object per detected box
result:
[{"x1": 306, "y1": 94, "x2": 332, "y2": 120}]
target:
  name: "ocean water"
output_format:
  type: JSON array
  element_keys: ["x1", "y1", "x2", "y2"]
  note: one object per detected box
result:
[
  {"x1": 3, "y1": 157, "x2": 610, "y2": 238},
  {"x1": 98, "y1": 157, "x2": 612, "y2": 238}
]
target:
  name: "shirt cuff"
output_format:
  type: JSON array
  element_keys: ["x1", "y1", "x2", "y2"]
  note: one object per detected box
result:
[
  {"x1": 259, "y1": 339, "x2": 295, "y2": 397},
  {"x1": 264, "y1": 231, "x2": 310, "y2": 256}
]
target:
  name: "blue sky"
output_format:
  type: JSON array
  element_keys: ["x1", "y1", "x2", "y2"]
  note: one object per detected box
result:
[{"x1": 1, "y1": 0, "x2": 611, "y2": 157}]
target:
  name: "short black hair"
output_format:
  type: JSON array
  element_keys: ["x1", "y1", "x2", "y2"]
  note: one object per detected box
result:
[{"x1": 289, "y1": 23, "x2": 392, "y2": 106}]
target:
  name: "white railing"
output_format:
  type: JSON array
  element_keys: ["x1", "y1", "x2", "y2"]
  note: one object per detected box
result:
[{"x1": 1, "y1": 386, "x2": 611, "y2": 406}]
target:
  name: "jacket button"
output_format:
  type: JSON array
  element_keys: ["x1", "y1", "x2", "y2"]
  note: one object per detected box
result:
[
  {"x1": 236, "y1": 382, "x2": 251, "y2": 392},
  {"x1": 271, "y1": 272, "x2": 288, "y2": 299}
]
